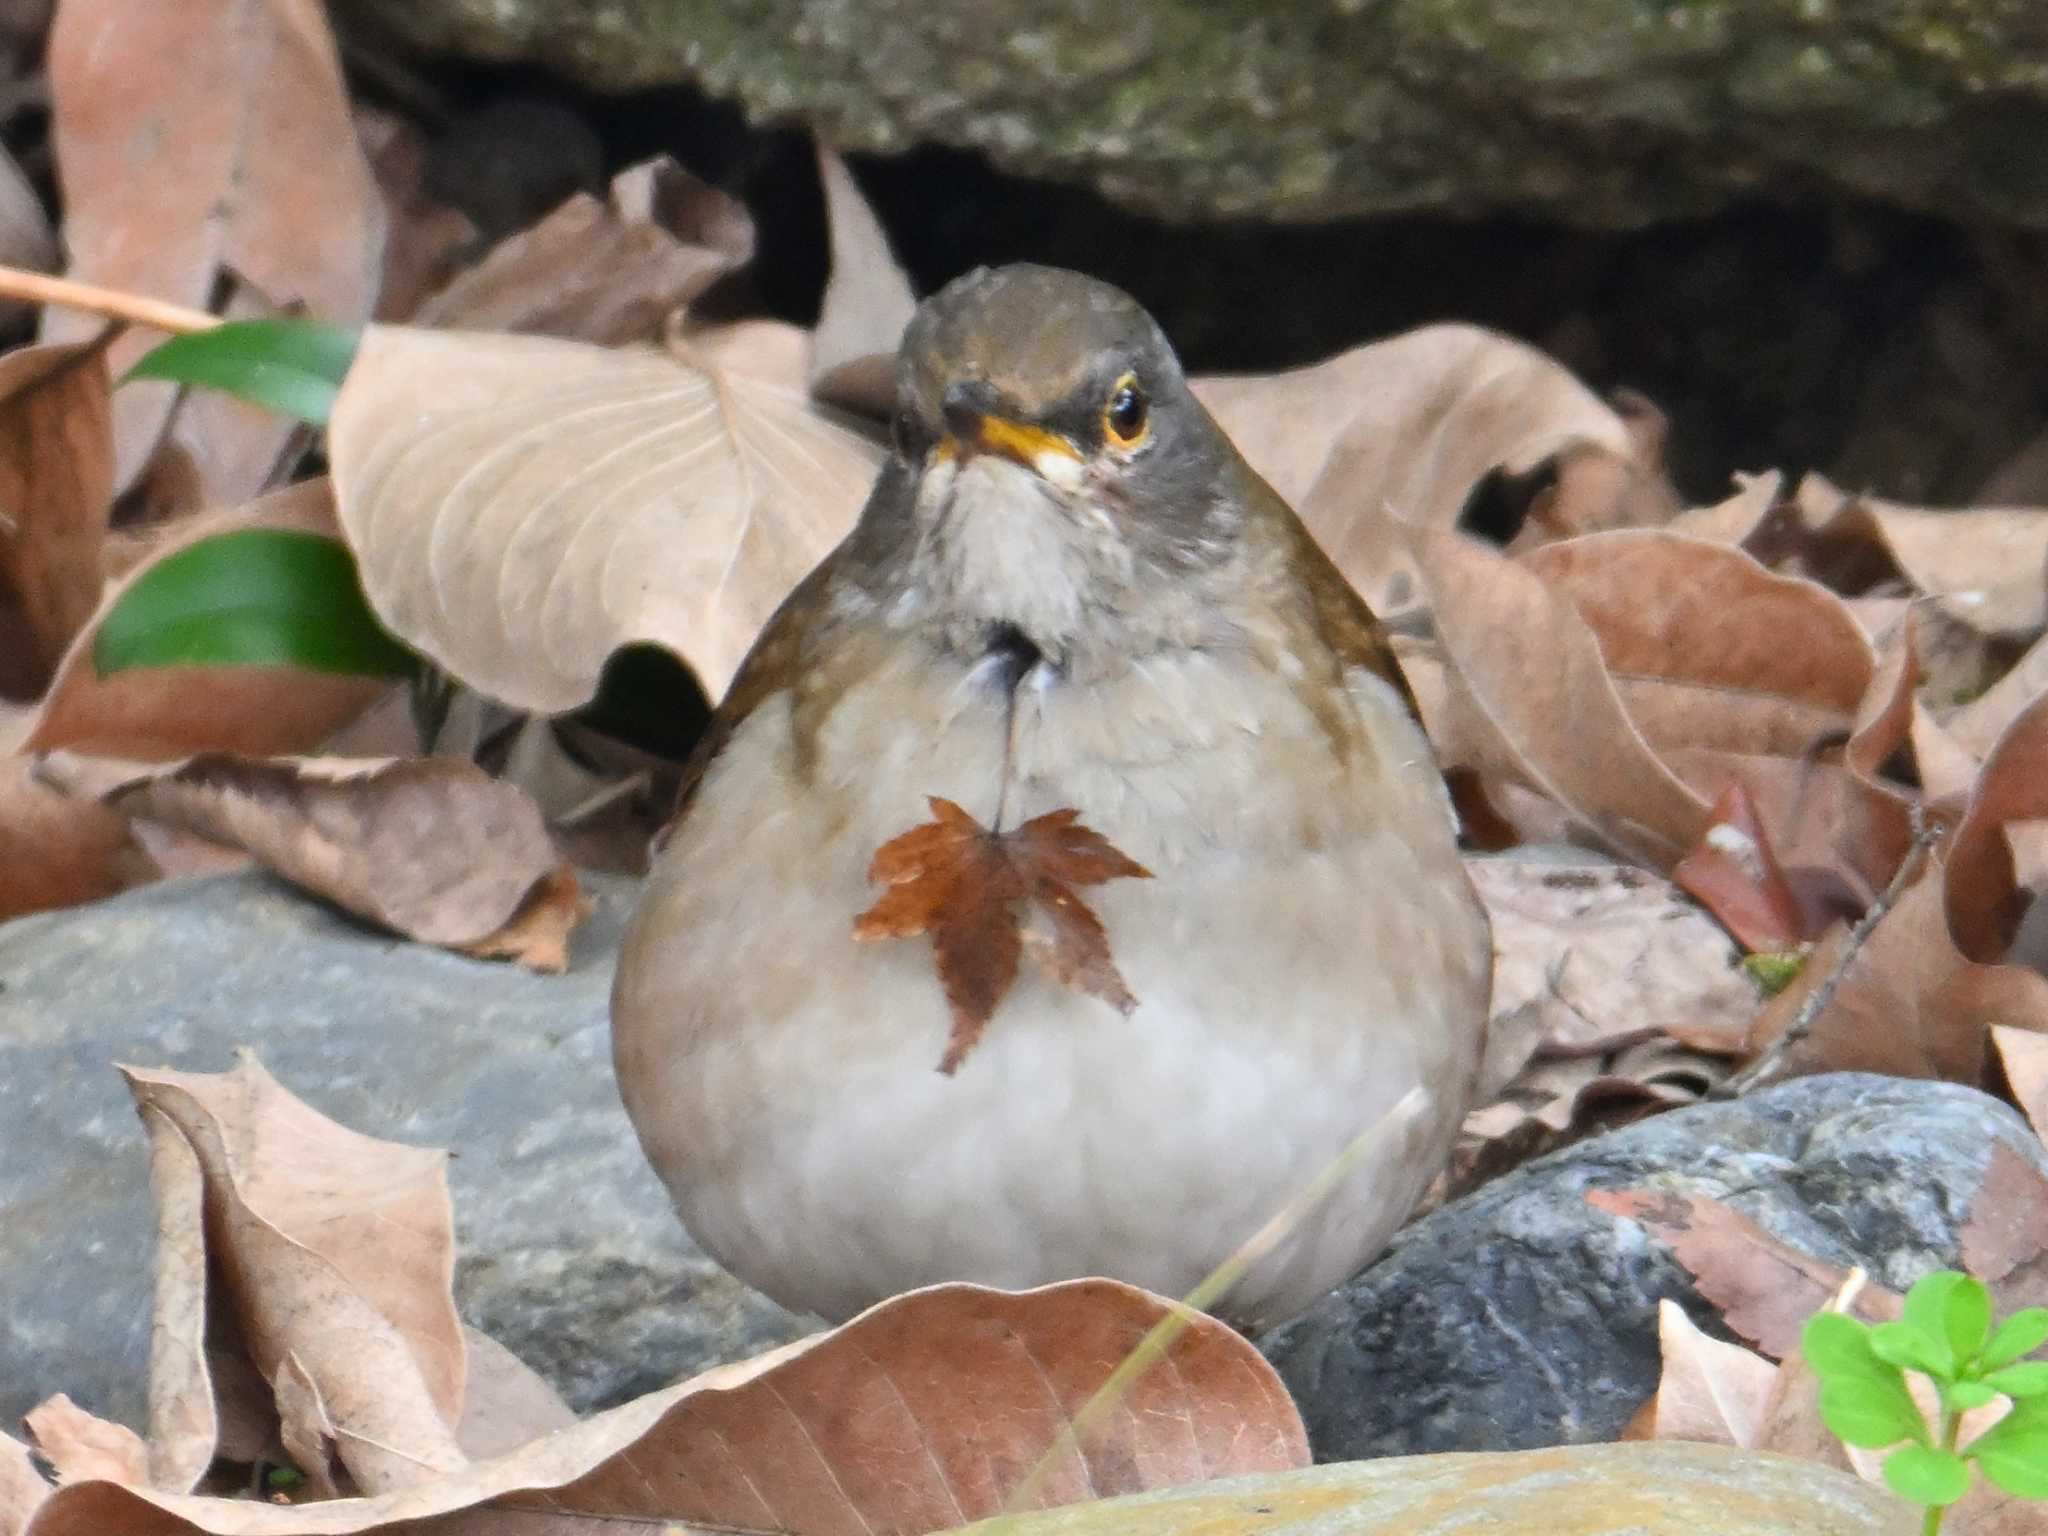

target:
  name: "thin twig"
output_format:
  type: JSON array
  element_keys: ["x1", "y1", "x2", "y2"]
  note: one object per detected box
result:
[
  {"x1": 1718, "y1": 805, "x2": 1941, "y2": 1098},
  {"x1": 0, "y1": 264, "x2": 219, "y2": 335}
]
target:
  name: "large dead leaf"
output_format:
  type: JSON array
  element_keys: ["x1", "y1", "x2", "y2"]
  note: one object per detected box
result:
[
  {"x1": 21, "y1": 1398, "x2": 146, "y2": 1487},
  {"x1": 87, "y1": 755, "x2": 583, "y2": 965},
  {"x1": 44, "y1": 0, "x2": 383, "y2": 500},
  {"x1": 1193, "y1": 324, "x2": 1637, "y2": 612},
  {"x1": 0, "y1": 753, "x2": 151, "y2": 919},
  {"x1": 1994, "y1": 1025, "x2": 2048, "y2": 1143},
  {"x1": 0, "y1": 340, "x2": 114, "y2": 700},
  {"x1": 120, "y1": 1057, "x2": 467, "y2": 1495},
  {"x1": 855, "y1": 797, "x2": 1152, "y2": 1073},
  {"x1": 328, "y1": 324, "x2": 882, "y2": 712},
  {"x1": 1406, "y1": 524, "x2": 1710, "y2": 866},
  {"x1": 1959, "y1": 1141, "x2": 2048, "y2": 1317},
  {"x1": 22, "y1": 1278, "x2": 1303, "y2": 1536},
  {"x1": 1468, "y1": 853, "x2": 1759, "y2": 1067},
  {"x1": 22, "y1": 480, "x2": 387, "y2": 760},
  {"x1": 413, "y1": 156, "x2": 753, "y2": 343},
  {"x1": 1947, "y1": 688, "x2": 2048, "y2": 964}
]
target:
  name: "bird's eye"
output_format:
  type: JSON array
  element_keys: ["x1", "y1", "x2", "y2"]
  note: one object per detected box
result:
[{"x1": 1102, "y1": 374, "x2": 1149, "y2": 447}]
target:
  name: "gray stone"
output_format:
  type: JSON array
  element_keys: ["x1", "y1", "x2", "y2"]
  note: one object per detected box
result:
[
  {"x1": 338, "y1": 0, "x2": 2048, "y2": 228},
  {"x1": 1261, "y1": 1073, "x2": 2048, "y2": 1462},
  {"x1": 0, "y1": 871, "x2": 808, "y2": 1434}
]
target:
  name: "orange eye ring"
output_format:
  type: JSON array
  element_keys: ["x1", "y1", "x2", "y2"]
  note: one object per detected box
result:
[{"x1": 1102, "y1": 373, "x2": 1149, "y2": 448}]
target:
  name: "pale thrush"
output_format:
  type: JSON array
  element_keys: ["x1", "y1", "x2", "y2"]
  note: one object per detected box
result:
[{"x1": 612, "y1": 263, "x2": 1491, "y2": 1327}]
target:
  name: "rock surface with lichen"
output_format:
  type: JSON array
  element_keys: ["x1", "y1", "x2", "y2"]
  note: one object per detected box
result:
[{"x1": 338, "y1": 0, "x2": 2048, "y2": 225}]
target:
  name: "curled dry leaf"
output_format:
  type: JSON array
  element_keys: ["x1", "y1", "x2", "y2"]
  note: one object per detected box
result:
[
  {"x1": 1671, "y1": 783, "x2": 1806, "y2": 953},
  {"x1": 854, "y1": 797, "x2": 1152, "y2": 1073},
  {"x1": 1585, "y1": 1188, "x2": 1900, "y2": 1360},
  {"x1": 329, "y1": 324, "x2": 881, "y2": 713},
  {"x1": 1405, "y1": 524, "x2": 1709, "y2": 866},
  {"x1": 1630, "y1": 1299, "x2": 1777, "y2": 1448},
  {"x1": 1193, "y1": 323, "x2": 1636, "y2": 612},
  {"x1": 1958, "y1": 1141, "x2": 2048, "y2": 1314},
  {"x1": 1769, "y1": 473, "x2": 2048, "y2": 639},
  {"x1": 45, "y1": 0, "x2": 383, "y2": 499},
  {"x1": 0, "y1": 340, "x2": 114, "y2": 701},
  {"x1": 23, "y1": 480, "x2": 387, "y2": 760},
  {"x1": 21, "y1": 1397, "x2": 146, "y2": 1488},
  {"x1": 1666, "y1": 471, "x2": 1785, "y2": 547},
  {"x1": 121, "y1": 1057, "x2": 467, "y2": 1495},
  {"x1": 139, "y1": 1097, "x2": 219, "y2": 1494},
  {"x1": 414, "y1": 156, "x2": 754, "y2": 343},
  {"x1": 1994, "y1": 1025, "x2": 2048, "y2": 1144},
  {"x1": 0, "y1": 754, "x2": 151, "y2": 920},
  {"x1": 92, "y1": 754, "x2": 582, "y2": 964},
  {"x1": 22, "y1": 1279, "x2": 1304, "y2": 1536},
  {"x1": 1947, "y1": 689, "x2": 2048, "y2": 964},
  {"x1": 810, "y1": 144, "x2": 918, "y2": 417}
]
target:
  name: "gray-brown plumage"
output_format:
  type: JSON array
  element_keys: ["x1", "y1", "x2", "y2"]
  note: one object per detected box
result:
[{"x1": 613, "y1": 263, "x2": 1490, "y2": 1326}]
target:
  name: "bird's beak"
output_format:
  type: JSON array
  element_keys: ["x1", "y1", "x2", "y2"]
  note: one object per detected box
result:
[{"x1": 937, "y1": 409, "x2": 1082, "y2": 479}]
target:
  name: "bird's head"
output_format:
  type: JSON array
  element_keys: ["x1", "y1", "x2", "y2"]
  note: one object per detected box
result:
[{"x1": 847, "y1": 264, "x2": 1255, "y2": 682}]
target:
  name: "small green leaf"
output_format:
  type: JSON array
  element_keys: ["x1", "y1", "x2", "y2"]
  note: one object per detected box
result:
[
  {"x1": 124, "y1": 320, "x2": 359, "y2": 425},
  {"x1": 1970, "y1": 1417, "x2": 2048, "y2": 1499},
  {"x1": 1818, "y1": 1377, "x2": 1929, "y2": 1449},
  {"x1": 1946, "y1": 1380, "x2": 1998, "y2": 1412},
  {"x1": 1804, "y1": 1312, "x2": 1893, "y2": 1381},
  {"x1": 1985, "y1": 1362, "x2": 2048, "y2": 1400},
  {"x1": 1742, "y1": 950, "x2": 1807, "y2": 996},
  {"x1": 1983, "y1": 1308, "x2": 2048, "y2": 1370},
  {"x1": 95, "y1": 528, "x2": 414, "y2": 679},
  {"x1": 1872, "y1": 1320, "x2": 1953, "y2": 1379},
  {"x1": 1882, "y1": 1444, "x2": 1972, "y2": 1507},
  {"x1": 1902, "y1": 1272, "x2": 1971, "y2": 1376}
]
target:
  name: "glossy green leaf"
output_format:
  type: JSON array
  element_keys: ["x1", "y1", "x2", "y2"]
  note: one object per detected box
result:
[
  {"x1": 95, "y1": 528, "x2": 414, "y2": 678},
  {"x1": 124, "y1": 320, "x2": 359, "y2": 425},
  {"x1": 1903, "y1": 1272, "x2": 1975, "y2": 1375},
  {"x1": 1882, "y1": 1445, "x2": 1971, "y2": 1507},
  {"x1": 1871, "y1": 1320, "x2": 1952, "y2": 1379},
  {"x1": 1946, "y1": 1380, "x2": 1997, "y2": 1412},
  {"x1": 1983, "y1": 1308, "x2": 2048, "y2": 1370},
  {"x1": 1971, "y1": 1418, "x2": 2048, "y2": 1499},
  {"x1": 1985, "y1": 1362, "x2": 2048, "y2": 1400},
  {"x1": 1818, "y1": 1377, "x2": 1928, "y2": 1449},
  {"x1": 1804, "y1": 1313, "x2": 1893, "y2": 1381}
]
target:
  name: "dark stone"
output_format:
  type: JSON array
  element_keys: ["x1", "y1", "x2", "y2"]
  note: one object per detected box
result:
[
  {"x1": 0, "y1": 871, "x2": 809, "y2": 1433},
  {"x1": 1261, "y1": 1073, "x2": 2046, "y2": 1460}
]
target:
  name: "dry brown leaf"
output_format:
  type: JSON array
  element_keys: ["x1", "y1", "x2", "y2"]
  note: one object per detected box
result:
[
  {"x1": 0, "y1": 340, "x2": 114, "y2": 700},
  {"x1": 414, "y1": 156, "x2": 753, "y2": 343},
  {"x1": 1585, "y1": 1187, "x2": 1901, "y2": 1358},
  {"x1": 1744, "y1": 850, "x2": 2037, "y2": 1085},
  {"x1": 96, "y1": 755, "x2": 577, "y2": 959},
  {"x1": 1406, "y1": 524, "x2": 1710, "y2": 866},
  {"x1": 44, "y1": 0, "x2": 383, "y2": 499},
  {"x1": 137, "y1": 1100, "x2": 218, "y2": 1494},
  {"x1": 354, "y1": 106, "x2": 481, "y2": 325},
  {"x1": 122, "y1": 1057, "x2": 467, "y2": 1494},
  {"x1": 329, "y1": 324, "x2": 880, "y2": 712},
  {"x1": 1959, "y1": 1140, "x2": 2048, "y2": 1313},
  {"x1": 854, "y1": 797, "x2": 1152, "y2": 1073},
  {"x1": 1631, "y1": 1298, "x2": 1777, "y2": 1447},
  {"x1": 272, "y1": 1353, "x2": 343, "y2": 1499},
  {"x1": 452, "y1": 1330, "x2": 575, "y2": 1463},
  {"x1": 0, "y1": 1431, "x2": 46, "y2": 1536},
  {"x1": 22, "y1": 1278, "x2": 1303, "y2": 1536},
  {"x1": 1468, "y1": 853, "x2": 1760, "y2": 1063},
  {"x1": 1776, "y1": 474, "x2": 2048, "y2": 638},
  {"x1": 810, "y1": 145, "x2": 917, "y2": 417},
  {"x1": 1948, "y1": 689, "x2": 2048, "y2": 963},
  {"x1": 1995, "y1": 1025, "x2": 2048, "y2": 1143},
  {"x1": 1505, "y1": 389, "x2": 1682, "y2": 547},
  {"x1": 20, "y1": 1397, "x2": 146, "y2": 1488},
  {"x1": 0, "y1": 753, "x2": 150, "y2": 919},
  {"x1": 1947, "y1": 628, "x2": 2048, "y2": 760},
  {"x1": 1666, "y1": 471, "x2": 1785, "y2": 547},
  {"x1": 1670, "y1": 783, "x2": 1807, "y2": 952},
  {"x1": 1193, "y1": 324, "x2": 1635, "y2": 612},
  {"x1": 23, "y1": 480, "x2": 387, "y2": 760}
]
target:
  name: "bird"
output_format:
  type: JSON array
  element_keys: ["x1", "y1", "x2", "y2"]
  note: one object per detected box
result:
[{"x1": 611, "y1": 263, "x2": 1491, "y2": 1329}]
